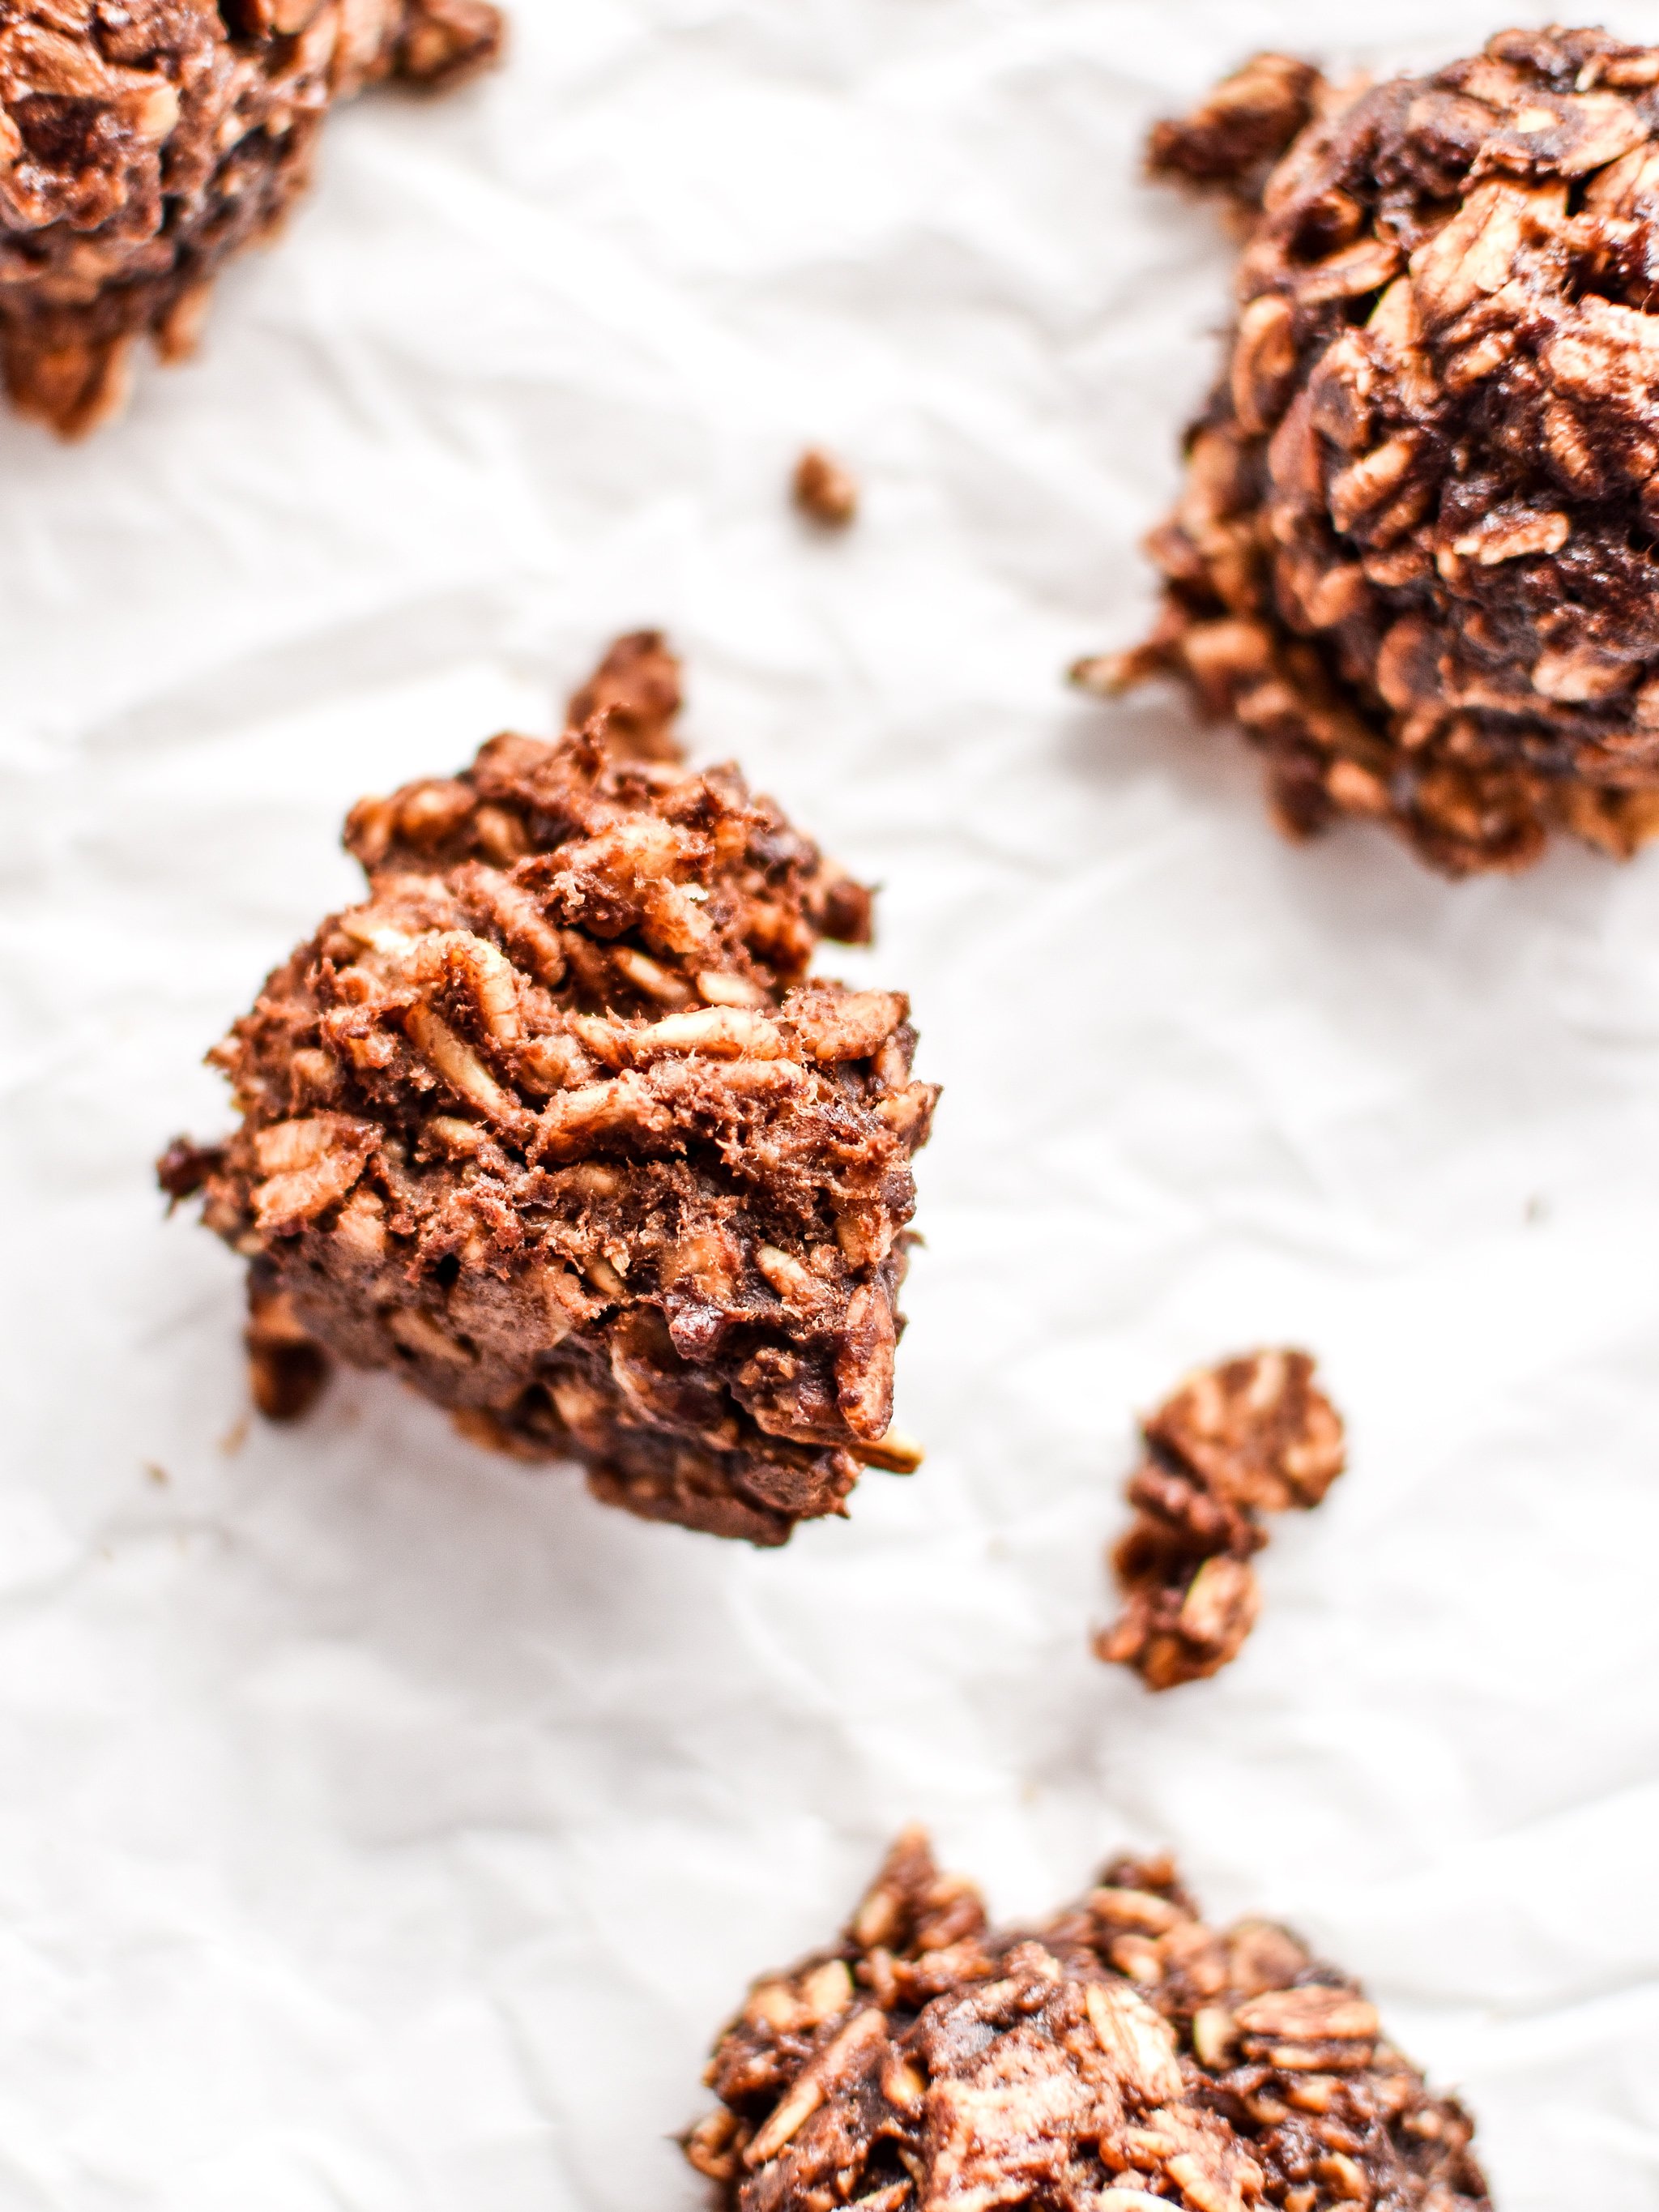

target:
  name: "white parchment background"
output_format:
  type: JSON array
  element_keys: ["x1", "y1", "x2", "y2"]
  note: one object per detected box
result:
[{"x1": 4, "y1": 1, "x2": 1659, "y2": 2204}]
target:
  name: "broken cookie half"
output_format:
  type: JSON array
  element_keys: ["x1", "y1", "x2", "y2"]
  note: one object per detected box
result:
[
  {"x1": 685, "y1": 1827, "x2": 1490, "y2": 2212},
  {"x1": 160, "y1": 634, "x2": 936, "y2": 1546},
  {"x1": 0, "y1": 0, "x2": 503, "y2": 435},
  {"x1": 1081, "y1": 27, "x2": 1659, "y2": 874}
]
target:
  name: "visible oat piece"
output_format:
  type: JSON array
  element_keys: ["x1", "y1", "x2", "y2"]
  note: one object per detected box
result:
[
  {"x1": 160, "y1": 634, "x2": 934, "y2": 1547},
  {"x1": 565, "y1": 630, "x2": 684, "y2": 765},
  {"x1": 0, "y1": 0, "x2": 504, "y2": 436},
  {"x1": 685, "y1": 1829, "x2": 1490, "y2": 2212},
  {"x1": 1147, "y1": 50, "x2": 1324, "y2": 219},
  {"x1": 1087, "y1": 29, "x2": 1659, "y2": 874},
  {"x1": 1097, "y1": 1350, "x2": 1345, "y2": 1690},
  {"x1": 793, "y1": 447, "x2": 859, "y2": 528}
]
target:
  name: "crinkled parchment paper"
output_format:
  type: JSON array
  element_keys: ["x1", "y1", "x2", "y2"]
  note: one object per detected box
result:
[{"x1": 4, "y1": 2, "x2": 1659, "y2": 2204}]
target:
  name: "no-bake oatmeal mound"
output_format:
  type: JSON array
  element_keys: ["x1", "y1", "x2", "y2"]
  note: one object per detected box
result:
[
  {"x1": 686, "y1": 1829, "x2": 1490, "y2": 2212},
  {"x1": 0, "y1": 0, "x2": 501, "y2": 435},
  {"x1": 1084, "y1": 27, "x2": 1659, "y2": 875},
  {"x1": 160, "y1": 635, "x2": 937, "y2": 1546}
]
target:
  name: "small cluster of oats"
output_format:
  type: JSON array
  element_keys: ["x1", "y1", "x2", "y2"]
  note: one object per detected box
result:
[
  {"x1": 685, "y1": 1829, "x2": 1489, "y2": 2212},
  {"x1": 1096, "y1": 1350, "x2": 1346, "y2": 1690},
  {"x1": 0, "y1": 0, "x2": 501, "y2": 433},
  {"x1": 1084, "y1": 27, "x2": 1659, "y2": 873}
]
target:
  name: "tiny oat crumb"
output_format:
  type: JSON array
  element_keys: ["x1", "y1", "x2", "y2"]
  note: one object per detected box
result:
[{"x1": 793, "y1": 448, "x2": 859, "y2": 527}]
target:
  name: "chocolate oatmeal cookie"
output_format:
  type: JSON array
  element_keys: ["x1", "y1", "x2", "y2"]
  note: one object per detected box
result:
[
  {"x1": 1081, "y1": 27, "x2": 1659, "y2": 874},
  {"x1": 685, "y1": 1828, "x2": 1489, "y2": 2212},
  {"x1": 160, "y1": 637, "x2": 936, "y2": 1546},
  {"x1": 1098, "y1": 1350, "x2": 1346, "y2": 1691},
  {"x1": 0, "y1": 0, "x2": 502, "y2": 435}
]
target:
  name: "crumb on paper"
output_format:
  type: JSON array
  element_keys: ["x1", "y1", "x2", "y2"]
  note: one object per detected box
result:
[
  {"x1": 1095, "y1": 1348, "x2": 1345, "y2": 1689},
  {"x1": 792, "y1": 448, "x2": 859, "y2": 527}
]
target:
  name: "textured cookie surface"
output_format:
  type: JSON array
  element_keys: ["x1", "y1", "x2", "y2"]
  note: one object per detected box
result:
[
  {"x1": 1091, "y1": 27, "x2": 1659, "y2": 874},
  {"x1": 686, "y1": 1830, "x2": 1490, "y2": 2212},
  {"x1": 0, "y1": 0, "x2": 501, "y2": 433},
  {"x1": 164, "y1": 641, "x2": 936, "y2": 1545}
]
